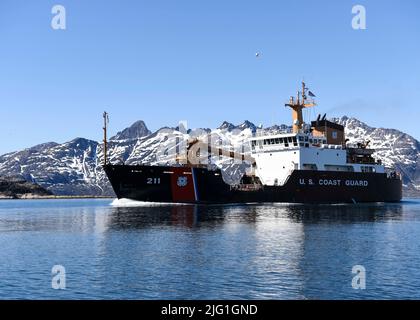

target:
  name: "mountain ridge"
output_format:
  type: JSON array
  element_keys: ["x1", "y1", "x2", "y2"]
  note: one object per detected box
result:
[{"x1": 0, "y1": 116, "x2": 418, "y2": 197}]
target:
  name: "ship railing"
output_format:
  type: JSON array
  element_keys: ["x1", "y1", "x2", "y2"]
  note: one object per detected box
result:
[
  {"x1": 253, "y1": 128, "x2": 293, "y2": 137},
  {"x1": 230, "y1": 184, "x2": 264, "y2": 191}
]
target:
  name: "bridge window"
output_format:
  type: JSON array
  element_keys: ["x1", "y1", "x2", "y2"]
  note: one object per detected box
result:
[
  {"x1": 361, "y1": 166, "x2": 375, "y2": 173},
  {"x1": 299, "y1": 136, "x2": 304, "y2": 142},
  {"x1": 325, "y1": 165, "x2": 354, "y2": 172}
]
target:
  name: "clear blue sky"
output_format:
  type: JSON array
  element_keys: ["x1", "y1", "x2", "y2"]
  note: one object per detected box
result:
[{"x1": 0, "y1": 0, "x2": 419, "y2": 154}]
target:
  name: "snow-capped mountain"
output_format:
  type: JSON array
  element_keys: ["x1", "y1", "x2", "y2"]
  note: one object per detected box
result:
[
  {"x1": 0, "y1": 117, "x2": 419, "y2": 197},
  {"x1": 334, "y1": 116, "x2": 420, "y2": 196}
]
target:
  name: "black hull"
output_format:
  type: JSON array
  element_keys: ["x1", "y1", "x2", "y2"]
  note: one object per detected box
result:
[{"x1": 104, "y1": 165, "x2": 402, "y2": 204}]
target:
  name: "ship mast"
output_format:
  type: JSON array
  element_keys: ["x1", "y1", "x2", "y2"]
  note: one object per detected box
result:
[
  {"x1": 285, "y1": 81, "x2": 316, "y2": 133},
  {"x1": 103, "y1": 111, "x2": 109, "y2": 166}
]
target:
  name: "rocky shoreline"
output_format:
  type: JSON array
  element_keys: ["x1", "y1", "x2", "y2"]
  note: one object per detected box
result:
[{"x1": 0, "y1": 176, "x2": 53, "y2": 199}]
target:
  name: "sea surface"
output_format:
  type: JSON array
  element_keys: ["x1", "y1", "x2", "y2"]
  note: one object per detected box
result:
[{"x1": 0, "y1": 198, "x2": 419, "y2": 300}]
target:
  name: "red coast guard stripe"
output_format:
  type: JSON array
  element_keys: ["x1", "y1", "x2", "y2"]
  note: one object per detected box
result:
[{"x1": 171, "y1": 167, "x2": 196, "y2": 202}]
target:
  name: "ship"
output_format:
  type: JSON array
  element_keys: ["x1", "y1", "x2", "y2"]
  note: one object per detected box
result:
[{"x1": 103, "y1": 82, "x2": 402, "y2": 204}]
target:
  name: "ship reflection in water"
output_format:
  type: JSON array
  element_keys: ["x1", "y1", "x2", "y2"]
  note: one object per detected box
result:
[
  {"x1": 0, "y1": 199, "x2": 419, "y2": 299},
  {"x1": 103, "y1": 201, "x2": 413, "y2": 299},
  {"x1": 108, "y1": 201, "x2": 405, "y2": 230}
]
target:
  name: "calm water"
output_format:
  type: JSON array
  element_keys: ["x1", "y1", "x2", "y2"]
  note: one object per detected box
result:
[{"x1": 0, "y1": 198, "x2": 420, "y2": 300}]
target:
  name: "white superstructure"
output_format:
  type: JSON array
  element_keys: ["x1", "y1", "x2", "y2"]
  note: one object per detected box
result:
[
  {"x1": 243, "y1": 81, "x2": 387, "y2": 186},
  {"x1": 249, "y1": 130, "x2": 384, "y2": 186}
]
